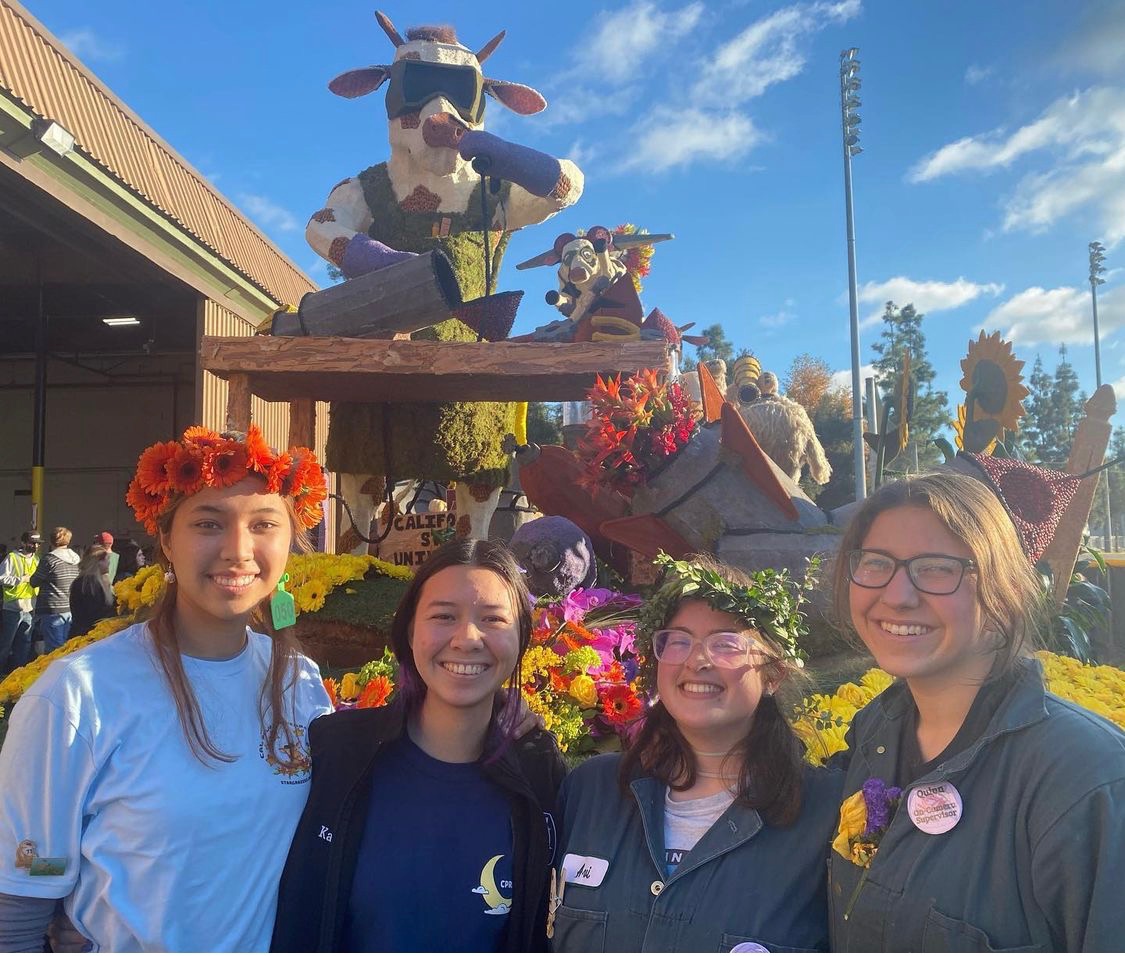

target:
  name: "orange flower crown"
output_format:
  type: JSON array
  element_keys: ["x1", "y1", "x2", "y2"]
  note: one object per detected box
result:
[{"x1": 126, "y1": 424, "x2": 328, "y2": 535}]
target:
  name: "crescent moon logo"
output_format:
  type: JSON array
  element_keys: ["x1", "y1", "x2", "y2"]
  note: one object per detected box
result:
[{"x1": 471, "y1": 854, "x2": 512, "y2": 914}]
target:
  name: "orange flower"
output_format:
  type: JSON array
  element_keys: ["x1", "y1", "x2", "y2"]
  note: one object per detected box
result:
[
  {"x1": 357, "y1": 675, "x2": 393, "y2": 708},
  {"x1": 266, "y1": 452, "x2": 293, "y2": 494},
  {"x1": 550, "y1": 670, "x2": 571, "y2": 693},
  {"x1": 323, "y1": 677, "x2": 338, "y2": 709},
  {"x1": 601, "y1": 684, "x2": 643, "y2": 726},
  {"x1": 182, "y1": 425, "x2": 221, "y2": 447},
  {"x1": 203, "y1": 440, "x2": 249, "y2": 488},
  {"x1": 244, "y1": 424, "x2": 274, "y2": 474},
  {"x1": 136, "y1": 441, "x2": 179, "y2": 494},
  {"x1": 125, "y1": 477, "x2": 165, "y2": 535},
  {"x1": 603, "y1": 661, "x2": 626, "y2": 682},
  {"x1": 165, "y1": 445, "x2": 205, "y2": 495}
]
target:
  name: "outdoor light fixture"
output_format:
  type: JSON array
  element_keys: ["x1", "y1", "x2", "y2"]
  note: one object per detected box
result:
[
  {"x1": 840, "y1": 47, "x2": 866, "y2": 500},
  {"x1": 31, "y1": 117, "x2": 76, "y2": 158},
  {"x1": 1088, "y1": 240, "x2": 1112, "y2": 547},
  {"x1": 102, "y1": 316, "x2": 140, "y2": 327}
]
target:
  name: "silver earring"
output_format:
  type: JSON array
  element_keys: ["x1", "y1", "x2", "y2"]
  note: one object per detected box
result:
[{"x1": 164, "y1": 566, "x2": 176, "y2": 584}]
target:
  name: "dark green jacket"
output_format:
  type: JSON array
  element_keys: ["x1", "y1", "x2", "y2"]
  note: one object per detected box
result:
[
  {"x1": 552, "y1": 752, "x2": 841, "y2": 952},
  {"x1": 829, "y1": 659, "x2": 1125, "y2": 952}
]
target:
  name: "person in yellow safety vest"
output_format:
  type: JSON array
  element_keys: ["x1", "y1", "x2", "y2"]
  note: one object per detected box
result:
[{"x1": 0, "y1": 532, "x2": 40, "y2": 674}]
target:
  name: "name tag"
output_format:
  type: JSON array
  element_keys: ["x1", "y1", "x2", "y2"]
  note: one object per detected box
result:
[{"x1": 562, "y1": 853, "x2": 608, "y2": 887}]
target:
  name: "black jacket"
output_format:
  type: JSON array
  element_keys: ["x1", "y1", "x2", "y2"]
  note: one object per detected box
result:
[{"x1": 272, "y1": 703, "x2": 567, "y2": 952}]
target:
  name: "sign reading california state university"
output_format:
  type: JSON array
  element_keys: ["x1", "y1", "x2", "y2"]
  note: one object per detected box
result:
[{"x1": 375, "y1": 511, "x2": 457, "y2": 567}]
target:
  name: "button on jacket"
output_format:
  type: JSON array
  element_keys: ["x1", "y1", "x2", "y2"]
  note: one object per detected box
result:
[
  {"x1": 552, "y1": 752, "x2": 842, "y2": 952},
  {"x1": 829, "y1": 659, "x2": 1125, "y2": 952}
]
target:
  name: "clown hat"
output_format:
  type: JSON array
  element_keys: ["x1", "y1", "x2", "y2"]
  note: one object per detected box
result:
[{"x1": 955, "y1": 452, "x2": 1082, "y2": 562}]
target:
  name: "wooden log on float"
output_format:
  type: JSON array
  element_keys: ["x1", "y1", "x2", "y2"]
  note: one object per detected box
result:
[{"x1": 269, "y1": 249, "x2": 462, "y2": 339}]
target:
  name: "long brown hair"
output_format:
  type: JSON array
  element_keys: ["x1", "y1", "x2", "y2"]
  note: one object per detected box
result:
[
  {"x1": 143, "y1": 491, "x2": 312, "y2": 768},
  {"x1": 832, "y1": 471, "x2": 1048, "y2": 675},
  {"x1": 621, "y1": 557, "x2": 808, "y2": 827}
]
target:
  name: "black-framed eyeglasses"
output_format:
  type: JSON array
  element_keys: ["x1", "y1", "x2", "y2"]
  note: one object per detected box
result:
[
  {"x1": 847, "y1": 549, "x2": 977, "y2": 595},
  {"x1": 652, "y1": 629, "x2": 769, "y2": 669}
]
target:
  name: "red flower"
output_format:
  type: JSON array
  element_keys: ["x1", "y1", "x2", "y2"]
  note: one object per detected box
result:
[
  {"x1": 357, "y1": 675, "x2": 393, "y2": 708},
  {"x1": 602, "y1": 661, "x2": 626, "y2": 682},
  {"x1": 244, "y1": 424, "x2": 274, "y2": 475},
  {"x1": 125, "y1": 477, "x2": 165, "y2": 535},
  {"x1": 601, "y1": 684, "x2": 643, "y2": 726},
  {"x1": 203, "y1": 440, "x2": 250, "y2": 488},
  {"x1": 136, "y1": 441, "x2": 179, "y2": 494},
  {"x1": 165, "y1": 445, "x2": 205, "y2": 495},
  {"x1": 266, "y1": 452, "x2": 293, "y2": 494}
]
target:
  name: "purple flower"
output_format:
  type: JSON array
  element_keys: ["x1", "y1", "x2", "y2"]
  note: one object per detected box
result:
[
  {"x1": 561, "y1": 588, "x2": 641, "y2": 622},
  {"x1": 861, "y1": 777, "x2": 902, "y2": 834},
  {"x1": 622, "y1": 658, "x2": 639, "y2": 682}
]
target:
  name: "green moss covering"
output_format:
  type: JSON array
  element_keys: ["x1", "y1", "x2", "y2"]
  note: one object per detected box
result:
[{"x1": 311, "y1": 571, "x2": 408, "y2": 632}]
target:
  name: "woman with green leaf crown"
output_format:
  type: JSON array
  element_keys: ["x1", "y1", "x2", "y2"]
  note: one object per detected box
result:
[
  {"x1": 549, "y1": 553, "x2": 841, "y2": 952},
  {"x1": 828, "y1": 471, "x2": 1125, "y2": 951}
]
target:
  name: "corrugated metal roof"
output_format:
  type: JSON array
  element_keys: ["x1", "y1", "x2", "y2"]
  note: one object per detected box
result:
[{"x1": 0, "y1": 0, "x2": 316, "y2": 307}]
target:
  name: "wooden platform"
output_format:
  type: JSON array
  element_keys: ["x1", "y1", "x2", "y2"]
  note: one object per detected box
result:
[{"x1": 200, "y1": 335, "x2": 675, "y2": 441}]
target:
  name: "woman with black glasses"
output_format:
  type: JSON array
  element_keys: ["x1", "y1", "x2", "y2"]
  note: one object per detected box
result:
[
  {"x1": 830, "y1": 471, "x2": 1125, "y2": 951},
  {"x1": 550, "y1": 554, "x2": 841, "y2": 952}
]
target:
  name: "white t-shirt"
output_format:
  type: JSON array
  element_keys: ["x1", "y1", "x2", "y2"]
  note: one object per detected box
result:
[
  {"x1": 0, "y1": 622, "x2": 331, "y2": 952},
  {"x1": 663, "y1": 786, "x2": 737, "y2": 876}
]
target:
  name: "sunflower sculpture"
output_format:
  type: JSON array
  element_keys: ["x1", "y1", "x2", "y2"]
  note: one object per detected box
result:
[{"x1": 956, "y1": 332, "x2": 1029, "y2": 454}]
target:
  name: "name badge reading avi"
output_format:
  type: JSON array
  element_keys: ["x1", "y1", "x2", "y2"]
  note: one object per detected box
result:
[{"x1": 561, "y1": 853, "x2": 609, "y2": 887}]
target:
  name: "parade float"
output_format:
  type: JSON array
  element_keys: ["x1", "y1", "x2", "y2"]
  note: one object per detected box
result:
[{"x1": 4, "y1": 10, "x2": 1124, "y2": 760}]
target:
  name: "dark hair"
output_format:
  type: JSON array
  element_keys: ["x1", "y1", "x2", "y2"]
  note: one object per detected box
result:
[
  {"x1": 832, "y1": 471, "x2": 1047, "y2": 677},
  {"x1": 146, "y1": 489, "x2": 312, "y2": 768},
  {"x1": 389, "y1": 537, "x2": 533, "y2": 753},
  {"x1": 621, "y1": 556, "x2": 807, "y2": 827}
]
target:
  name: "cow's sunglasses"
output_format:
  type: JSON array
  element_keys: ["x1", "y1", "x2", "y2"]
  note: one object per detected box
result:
[{"x1": 385, "y1": 60, "x2": 485, "y2": 125}]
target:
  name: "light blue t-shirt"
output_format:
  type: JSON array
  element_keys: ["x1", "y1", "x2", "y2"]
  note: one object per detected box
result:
[{"x1": 0, "y1": 622, "x2": 331, "y2": 952}]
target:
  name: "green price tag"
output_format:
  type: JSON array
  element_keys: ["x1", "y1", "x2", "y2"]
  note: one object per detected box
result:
[{"x1": 270, "y1": 573, "x2": 297, "y2": 630}]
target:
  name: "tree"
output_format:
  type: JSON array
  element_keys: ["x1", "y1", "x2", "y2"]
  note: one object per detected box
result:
[
  {"x1": 1017, "y1": 354, "x2": 1053, "y2": 461},
  {"x1": 783, "y1": 354, "x2": 833, "y2": 413},
  {"x1": 525, "y1": 402, "x2": 563, "y2": 446},
  {"x1": 693, "y1": 323, "x2": 736, "y2": 366},
  {"x1": 809, "y1": 386, "x2": 860, "y2": 509},
  {"x1": 870, "y1": 301, "x2": 950, "y2": 470},
  {"x1": 1090, "y1": 426, "x2": 1125, "y2": 547}
]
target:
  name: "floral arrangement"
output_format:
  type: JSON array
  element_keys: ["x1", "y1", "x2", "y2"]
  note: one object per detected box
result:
[
  {"x1": 520, "y1": 587, "x2": 645, "y2": 753},
  {"x1": 324, "y1": 647, "x2": 399, "y2": 710},
  {"x1": 832, "y1": 778, "x2": 902, "y2": 868},
  {"x1": 126, "y1": 424, "x2": 328, "y2": 534},
  {"x1": 0, "y1": 554, "x2": 411, "y2": 708},
  {"x1": 579, "y1": 369, "x2": 699, "y2": 495},
  {"x1": 792, "y1": 651, "x2": 1125, "y2": 767},
  {"x1": 614, "y1": 223, "x2": 654, "y2": 293}
]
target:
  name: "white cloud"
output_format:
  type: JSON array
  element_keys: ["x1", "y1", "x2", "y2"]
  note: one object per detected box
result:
[
  {"x1": 830, "y1": 363, "x2": 876, "y2": 391},
  {"x1": 693, "y1": 0, "x2": 860, "y2": 104},
  {"x1": 759, "y1": 309, "x2": 793, "y2": 329},
  {"x1": 855, "y1": 276, "x2": 1004, "y2": 328},
  {"x1": 1057, "y1": 3, "x2": 1125, "y2": 77},
  {"x1": 964, "y1": 64, "x2": 993, "y2": 86},
  {"x1": 907, "y1": 87, "x2": 1125, "y2": 244},
  {"x1": 59, "y1": 28, "x2": 125, "y2": 61},
  {"x1": 619, "y1": 109, "x2": 762, "y2": 173},
  {"x1": 238, "y1": 193, "x2": 299, "y2": 232},
  {"x1": 571, "y1": 1, "x2": 704, "y2": 84},
  {"x1": 984, "y1": 284, "x2": 1124, "y2": 346}
]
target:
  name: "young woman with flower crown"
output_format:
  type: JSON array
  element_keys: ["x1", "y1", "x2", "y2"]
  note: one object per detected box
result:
[
  {"x1": 550, "y1": 554, "x2": 841, "y2": 953},
  {"x1": 829, "y1": 470, "x2": 1125, "y2": 951},
  {"x1": 0, "y1": 425, "x2": 332, "y2": 952},
  {"x1": 272, "y1": 537, "x2": 566, "y2": 953}
]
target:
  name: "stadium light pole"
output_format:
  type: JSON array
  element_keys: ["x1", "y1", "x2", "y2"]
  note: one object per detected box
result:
[
  {"x1": 840, "y1": 48, "x2": 866, "y2": 500},
  {"x1": 1089, "y1": 241, "x2": 1113, "y2": 549}
]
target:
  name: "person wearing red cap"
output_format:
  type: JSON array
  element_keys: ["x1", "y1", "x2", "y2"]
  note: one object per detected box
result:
[
  {"x1": 828, "y1": 471, "x2": 1125, "y2": 952},
  {"x1": 0, "y1": 425, "x2": 332, "y2": 951}
]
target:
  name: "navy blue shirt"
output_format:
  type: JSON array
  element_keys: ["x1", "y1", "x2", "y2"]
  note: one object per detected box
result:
[{"x1": 342, "y1": 735, "x2": 514, "y2": 952}]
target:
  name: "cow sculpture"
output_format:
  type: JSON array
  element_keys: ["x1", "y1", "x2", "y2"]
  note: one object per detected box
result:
[{"x1": 307, "y1": 12, "x2": 584, "y2": 552}]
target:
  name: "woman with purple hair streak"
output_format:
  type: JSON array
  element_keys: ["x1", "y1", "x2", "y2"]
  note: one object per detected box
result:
[
  {"x1": 272, "y1": 538, "x2": 566, "y2": 952},
  {"x1": 829, "y1": 472, "x2": 1125, "y2": 951}
]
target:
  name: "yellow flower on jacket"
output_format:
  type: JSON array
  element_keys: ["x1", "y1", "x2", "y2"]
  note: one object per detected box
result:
[
  {"x1": 568, "y1": 674, "x2": 598, "y2": 708},
  {"x1": 832, "y1": 790, "x2": 868, "y2": 861}
]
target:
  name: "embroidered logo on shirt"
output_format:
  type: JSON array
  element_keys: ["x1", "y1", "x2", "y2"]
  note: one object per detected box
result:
[
  {"x1": 471, "y1": 855, "x2": 512, "y2": 915},
  {"x1": 258, "y1": 723, "x2": 312, "y2": 782}
]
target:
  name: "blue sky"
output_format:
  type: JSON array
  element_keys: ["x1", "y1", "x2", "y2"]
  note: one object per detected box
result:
[{"x1": 26, "y1": 0, "x2": 1125, "y2": 424}]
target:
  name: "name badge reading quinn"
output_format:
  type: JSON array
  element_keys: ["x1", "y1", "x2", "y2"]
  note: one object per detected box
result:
[{"x1": 906, "y1": 781, "x2": 963, "y2": 834}]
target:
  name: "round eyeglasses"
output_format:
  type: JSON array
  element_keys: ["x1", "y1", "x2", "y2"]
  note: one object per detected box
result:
[
  {"x1": 651, "y1": 629, "x2": 767, "y2": 668},
  {"x1": 847, "y1": 549, "x2": 977, "y2": 596}
]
